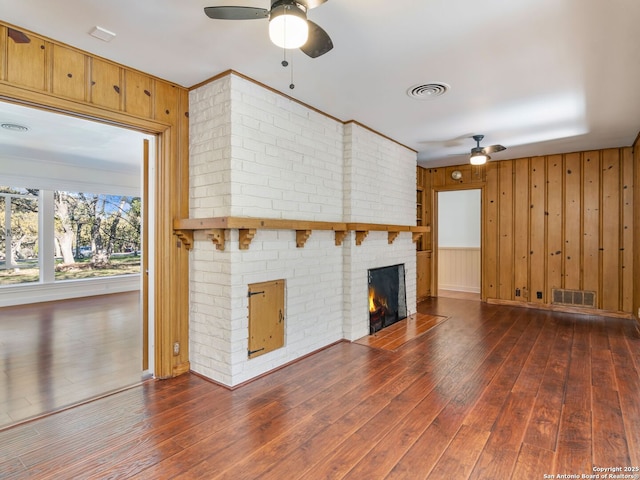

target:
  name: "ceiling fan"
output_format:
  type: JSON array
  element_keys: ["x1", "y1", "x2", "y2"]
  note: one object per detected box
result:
[
  {"x1": 204, "y1": 0, "x2": 333, "y2": 58},
  {"x1": 469, "y1": 135, "x2": 506, "y2": 165}
]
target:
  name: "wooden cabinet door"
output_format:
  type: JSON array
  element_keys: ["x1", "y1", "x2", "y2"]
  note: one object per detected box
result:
[{"x1": 248, "y1": 280, "x2": 285, "y2": 359}]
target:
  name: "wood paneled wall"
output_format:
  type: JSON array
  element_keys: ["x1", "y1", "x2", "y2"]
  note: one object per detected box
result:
[
  {"x1": 0, "y1": 22, "x2": 191, "y2": 378},
  {"x1": 427, "y1": 148, "x2": 635, "y2": 315}
]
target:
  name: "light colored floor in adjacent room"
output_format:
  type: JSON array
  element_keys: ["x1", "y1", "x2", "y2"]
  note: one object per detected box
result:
[
  {"x1": 438, "y1": 289, "x2": 481, "y2": 301},
  {"x1": 0, "y1": 292, "x2": 144, "y2": 429}
]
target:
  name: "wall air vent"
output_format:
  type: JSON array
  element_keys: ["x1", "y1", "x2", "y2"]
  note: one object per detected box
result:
[{"x1": 552, "y1": 288, "x2": 596, "y2": 308}]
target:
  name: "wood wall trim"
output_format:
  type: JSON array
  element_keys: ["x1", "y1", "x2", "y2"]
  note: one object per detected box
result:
[
  {"x1": 634, "y1": 132, "x2": 640, "y2": 322},
  {"x1": 0, "y1": 20, "x2": 190, "y2": 379},
  {"x1": 174, "y1": 217, "x2": 429, "y2": 250},
  {"x1": 190, "y1": 70, "x2": 343, "y2": 124},
  {"x1": 175, "y1": 216, "x2": 349, "y2": 231},
  {"x1": 343, "y1": 120, "x2": 417, "y2": 153}
]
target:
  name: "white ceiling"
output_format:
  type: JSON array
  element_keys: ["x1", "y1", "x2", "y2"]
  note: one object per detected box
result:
[
  {"x1": 1, "y1": 0, "x2": 639, "y2": 167},
  {"x1": 0, "y1": 101, "x2": 148, "y2": 171}
]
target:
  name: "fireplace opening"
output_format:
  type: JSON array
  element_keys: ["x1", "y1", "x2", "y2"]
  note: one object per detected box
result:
[{"x1": 368, "y1": 264, "x2": 407, "y2": 334}]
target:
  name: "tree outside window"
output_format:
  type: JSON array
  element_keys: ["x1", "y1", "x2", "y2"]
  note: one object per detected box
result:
[
  {"x1": 0, "y1": 187, "x2": 40, "y2": 285},
  {"x1": 0, "y1": 186, "x2": 141, "y2": 285}
]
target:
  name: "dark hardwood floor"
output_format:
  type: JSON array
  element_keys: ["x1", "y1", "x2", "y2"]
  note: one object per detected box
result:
[
  {"x1": 0, "y1": 292, "x2": 144, "y2": 429},
  {"x1": 1, "y1": 297, "x2": 639, "y2": 479},
  {"x1": 354, "y1": 313, "x2": 449, "y2": 351}
]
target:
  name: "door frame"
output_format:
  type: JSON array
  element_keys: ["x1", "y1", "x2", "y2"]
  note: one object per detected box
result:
[
  {"x1": 0, "y1": 90, "x2": 171, "y2": 377},
  {"x1": 432, "y1": 184, "x2": 484, "y2": 300}
]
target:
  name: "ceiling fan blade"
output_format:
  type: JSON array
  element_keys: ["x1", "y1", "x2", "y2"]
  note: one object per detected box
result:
[
  {"x1": 204, "y1": 6, "x2": 269, "y2": 20},
  {"x1": 419, "y1": 133, "x2": 475, "y2": 148},
  {"x1": 298, "y1": 0, "x2": 328, "y2": 9},
  {"x1": 300, "y1": 20, "x2": 333, "y2": 58},
  {"x1": 482, "y1": 144, "x2": 506, "y2": 154}
]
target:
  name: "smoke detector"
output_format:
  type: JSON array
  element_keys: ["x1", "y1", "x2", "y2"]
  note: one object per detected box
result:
[{"x1": 89, "y1": 26, "x2": 116, "y2": 42}]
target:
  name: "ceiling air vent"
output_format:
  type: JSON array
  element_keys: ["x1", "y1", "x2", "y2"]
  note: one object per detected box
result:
[
  {"x1": 1, "y1": 123, "x2": 29, "y2": 132},
  {"x1": 407, "y1": 82, "x2": 450, "y2": 100}
]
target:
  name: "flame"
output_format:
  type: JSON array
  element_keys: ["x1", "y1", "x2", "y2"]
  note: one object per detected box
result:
[
  {"x1": 369, "y1": 287, "x2": 376, "y2": 312},
  {"x1": 369, "y1": 286, "x2": 388, "y2": 313}
]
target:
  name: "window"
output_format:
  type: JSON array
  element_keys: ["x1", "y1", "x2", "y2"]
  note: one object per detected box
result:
[
  {"x1": 0, "y1": 187, "x2": 39, "y2": 285},
  {"x1": 53, "y1": 191, "x2": 141, "y2": 281},
  {"x1": 0, "y1": 187, "x2": 141, "y2": 286}
]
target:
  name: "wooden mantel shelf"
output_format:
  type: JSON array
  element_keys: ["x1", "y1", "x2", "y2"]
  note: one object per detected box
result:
[{"x1": 174, "y1": 217, "x2": 430, "y2": 251}]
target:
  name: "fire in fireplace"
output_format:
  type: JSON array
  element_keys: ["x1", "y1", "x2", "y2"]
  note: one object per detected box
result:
[{"x1": 368, "y1": 264, "x2": 407, "y2": 334}]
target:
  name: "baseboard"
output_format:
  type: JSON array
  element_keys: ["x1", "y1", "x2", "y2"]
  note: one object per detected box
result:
[
  {"x1": 487, "y1": 298, "x2": 633, "y2": 320},
  {"x1": 172, "y1": 361, "x2": 191, "y2": 377},
  {"x1": 439, "y1": 285, "x2": 481, "y2": 294},
  {"x1": 0, "y1": 275, "x2": 141, "y2": 307}
]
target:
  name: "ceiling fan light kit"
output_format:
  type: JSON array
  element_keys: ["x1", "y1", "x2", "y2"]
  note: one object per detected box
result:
[
  {"x1": 269, "y1": 2, "x2": 309, "y2": 49},
  {"x1": 204, "y1": 0, "x2": 333, "y2": 58},
  {"x1": 468, "y1": 134, "x2": 505, "y2": 165},
  {"x1": 469, "y1": 151, "x2": 489, "y2": 165}
]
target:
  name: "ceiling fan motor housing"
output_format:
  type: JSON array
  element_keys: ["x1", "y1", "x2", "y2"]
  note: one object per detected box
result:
[
  {"x1": 271, "y1": 0, "x2": 308, "y2": 12},
  {"x1": 204, "y1": 0, "x2": 332, "y2": 58}
]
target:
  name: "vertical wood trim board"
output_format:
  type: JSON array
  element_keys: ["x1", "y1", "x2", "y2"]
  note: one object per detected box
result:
[
  {"x1": 633, "y1": 136, "x2": 640, "y2": 321},
  {"x1": 621, "y1": 148, "x2": 633, "y2": 313}
]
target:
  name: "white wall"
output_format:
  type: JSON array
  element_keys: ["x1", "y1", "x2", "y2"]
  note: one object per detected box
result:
[
  {"x1": 189, "y1": 74, "x2": 417, "y2": 386},
  {"x1": 438, "y1": 189, "x2": 481, "y2": 247},
  {"x1": 438, "y1": 189, "x2": 481, "y2": 293}
]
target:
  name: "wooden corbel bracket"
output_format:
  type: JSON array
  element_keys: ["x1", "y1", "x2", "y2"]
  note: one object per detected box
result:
[
  {"x1": 296, "y1": 230, "x2": 312, "y2": 248},
  {"x1": 174, "y1": 229, "x2": 194, "y2": 250},
  {"x1": 412, "y1": 232, "x2": 424, "y2": 243},
  {"x1": 334, "y1": 230, "x2": 347, "y2": 246},
  {"x1": 207, "y1": 229, "x2": 226, "y2": 251},
  {"x1": 388, "y1": 231, "x2": 400, "y2": 245},
  {"x1": 355, "y1": 230, "x2": 369, "y2": 246},
  {"x1": 239, "y1": 228, "x2": 256, "y2": 250}
]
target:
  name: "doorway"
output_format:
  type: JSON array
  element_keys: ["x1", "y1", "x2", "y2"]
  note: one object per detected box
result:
[
  {"x1": 436, "y1": 189, "x2": 481, "y2": 300},
  {"x1": 0, "y1": 101, "x2": 154, "y2": 428}
]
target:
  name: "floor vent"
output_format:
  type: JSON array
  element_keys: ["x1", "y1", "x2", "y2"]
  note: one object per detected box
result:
[{"x1": 552, "y1": 288, "x2": 596, "y2": 308}]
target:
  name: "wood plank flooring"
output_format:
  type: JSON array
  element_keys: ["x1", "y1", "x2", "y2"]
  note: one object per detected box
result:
[
  {"x1": 0, "y1": 292, "x2": 144, "y2": 429},
  {"x1": 354, "y1": 313, "x2": 449, "y2": 351},
  {"x1": 1, "y1": 297, "x2": 640, "y2": 479}
]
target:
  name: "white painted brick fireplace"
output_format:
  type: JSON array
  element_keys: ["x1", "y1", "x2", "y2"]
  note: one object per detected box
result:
[{"x1": 188, "y1": 72, "x2": 417, "y2": 387}]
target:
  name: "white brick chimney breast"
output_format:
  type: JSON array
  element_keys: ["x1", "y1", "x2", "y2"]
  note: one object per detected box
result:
[{"x1": 189, "y1": 72, "x2": 417, "y2": 387}]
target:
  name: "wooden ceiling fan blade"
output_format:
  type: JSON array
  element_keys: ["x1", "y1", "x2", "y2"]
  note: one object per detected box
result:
[
  {"x1": 204, "y1": 6, "x2": 269, "y2": 20},
  {"x1": 300, "y1": 20, "x2": 333, "y2": 58},
  {"x1": 8, "y1": 28, "x2": 31, "y2": 44},
  {"x1": 482, "y1": 144, "x2": 506, "y2": 154}
]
